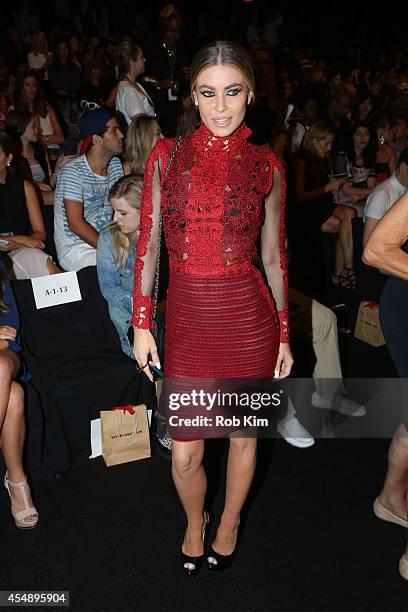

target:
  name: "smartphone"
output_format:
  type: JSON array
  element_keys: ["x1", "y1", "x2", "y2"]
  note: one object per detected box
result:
[
  {"x1": 150, "y1": 364, "x2": 164, "y2": 378},
  {"x1": 0, "y1": 239, "x2": 9, "y2": 245},
  {"x1": 284, "y1": 103, "x2": 294, "y2": 123}
]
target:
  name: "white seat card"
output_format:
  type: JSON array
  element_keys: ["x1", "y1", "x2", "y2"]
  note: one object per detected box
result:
[{"x1": 31, "y1": 271, "x2": 82, "y2": 309}]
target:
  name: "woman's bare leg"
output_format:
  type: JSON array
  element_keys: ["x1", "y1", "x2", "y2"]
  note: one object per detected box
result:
[
  {"x1": 0, "y1": 354, "x2": 35, "y2": 519},
  {"x1": 0, "y1": 351, "x2": 20, "y2": 429},
  {"x1": 172, "y1": 439, "x2": 207, "y2": 556},
  {"x1": 378, "y1": 424, "x2": 408, "y2": 522},
  {"x1": 322, "y1": 205, "x2": 356, "y2": 273},
  {"x1": 212, "y1": 437, "x2": 257, "y2": 555},
  {"x1": 335, "y1": 239, "x2": 344, "y2": 276},
  {"x1": 1, "y1": 382, "x2": 26, "y2": 483}
]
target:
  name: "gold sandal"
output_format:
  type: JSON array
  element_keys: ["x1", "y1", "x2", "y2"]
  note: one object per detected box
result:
[{"x1": 4, "y1": 472, "x2": 39, "y2": 529}]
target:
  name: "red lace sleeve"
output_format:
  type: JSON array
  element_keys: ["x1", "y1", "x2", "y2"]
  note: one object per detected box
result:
[
  {"x1": 132, "y1": 139, "x2": 172, "y2": 328},
  {"x1": 261, "y1": 150, "x2": 289, "y2": 343}
]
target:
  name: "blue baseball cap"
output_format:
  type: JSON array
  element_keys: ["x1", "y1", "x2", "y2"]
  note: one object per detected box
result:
[{"x1": 77, "y1": 107, "x2": 116, "y2": 139}]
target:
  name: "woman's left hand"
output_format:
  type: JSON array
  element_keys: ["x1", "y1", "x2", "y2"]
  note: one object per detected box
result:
[
  {"x1": 0, "y1": 325, "x2": 17, "y2": 341},
  {"x1": 274, "y1": 343, "x2": 294, "y2": 379},
  {"x1": 0, "y1": 239, "x2": 20, "y2": 252},
  {"x1": 36, "y1": 181, "x2": 52, "y2": 192}
]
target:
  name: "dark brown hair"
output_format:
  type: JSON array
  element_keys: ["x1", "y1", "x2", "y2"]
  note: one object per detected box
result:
[
  {"x1": 190, "y1": 40, "x2": 255, "y2": 98},
  {"x1": 5, "y1": 109, "x2": 33, "y2": 138},
  {"x1": 13, "y1": 71, "x2": 47, "y2": 118}
]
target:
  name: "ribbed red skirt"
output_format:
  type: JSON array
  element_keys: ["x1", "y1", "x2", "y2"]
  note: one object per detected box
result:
[{"x1": 164, "y1": 266, "x2": 279, "y2": 379}]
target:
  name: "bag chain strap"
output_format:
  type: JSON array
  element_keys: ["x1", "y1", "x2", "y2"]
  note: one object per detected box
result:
[{"x1": 152, "y1": 137, "x2": 182, "y2": 320}]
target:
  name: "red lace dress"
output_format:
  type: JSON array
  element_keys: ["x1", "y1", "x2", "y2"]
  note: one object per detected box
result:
[{"x1": 132, "y1": 122, "x2": 289, "y2": 383}]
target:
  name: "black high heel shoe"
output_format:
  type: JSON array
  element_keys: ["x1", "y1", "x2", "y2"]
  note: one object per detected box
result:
[
  {"x1": 181, "y1": 511, "x2": 210, "y2": 577},
  {"x1": 207, "y1": 518, "x2": 246, "y2": 572},
  {"x1": 206, "y1": 544, "x2": 236, "y2": 572}
]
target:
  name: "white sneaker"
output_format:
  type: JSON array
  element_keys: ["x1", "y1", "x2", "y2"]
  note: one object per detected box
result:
[
  {"x1": 311, "y1": 391, "x2": 366, "y2": 417},
  {"x1": 277, "y1": 416, "x2": 315, "y2": 448}
]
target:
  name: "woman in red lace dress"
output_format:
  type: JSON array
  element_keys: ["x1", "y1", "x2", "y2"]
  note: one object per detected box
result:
[{"x1": 132, "y1": 41, "x2": 293, "y2": 575}]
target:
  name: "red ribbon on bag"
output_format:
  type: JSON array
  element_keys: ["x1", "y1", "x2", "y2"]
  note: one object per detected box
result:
[
  {"x1": 365, "y1": 301, "x2": 379, "y2": 309},
  {"x1": 112, "y1": 405, "x2": 135, "y2": 415}
]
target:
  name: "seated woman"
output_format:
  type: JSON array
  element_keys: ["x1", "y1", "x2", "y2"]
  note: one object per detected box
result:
[
  {"x1": 333, "y1": 120, "x2": 377, "y2": 215},
  {"x1": 96, "y1": 175, "x2": 142, "y2": 357},
  {"x1": 0, "y1": 259, "x2": 39, "y2": 528},
  {"x1": 5, "y1": 109, "x2": 53, "y2": 204},
  {"x1": 27, "y1": 30, "x2": 53, "y2": 83},
  {"x1": 291, "y1": 120, "x2": 356, "y2": 291},
  {"x1": 12, "y1": 70, "x2": 64, "y2": 167},
  {"x1": 48, "y1": 39, "x2": 81, "y2": 126},
  {"x1": 0, "y1": 133, "x2": 59, "y2": 279},
  {"x1": 123, "y1": 115, "x2": 163, "y2": 175},
  {"x1": 77, "y1": 62, "x2": 110, "y2": 108}
]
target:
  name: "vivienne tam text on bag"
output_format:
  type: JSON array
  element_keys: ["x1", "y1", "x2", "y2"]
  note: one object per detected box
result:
[
  {"x1": 354, "y1": 301, "x2": 385, "y2": 347},
  {"x1": 100, "y1": 404, "x2": 151, "y2": 467}
]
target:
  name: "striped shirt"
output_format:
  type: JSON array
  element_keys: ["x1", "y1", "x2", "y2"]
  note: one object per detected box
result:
[{"x1": 54, "y1": 154, "x2": 123, "y2": 251}]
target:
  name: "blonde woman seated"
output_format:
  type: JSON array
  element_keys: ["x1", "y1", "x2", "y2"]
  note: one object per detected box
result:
[
  {"x1": 123, "y1": 115, "x2": 163, "y2": 175},
  {"x1": 96, "y1": 175, "x2": 142, "y2": 357}
]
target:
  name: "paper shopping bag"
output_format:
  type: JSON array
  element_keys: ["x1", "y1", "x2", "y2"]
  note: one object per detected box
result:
[
  {"x1": 354, "y1": 301, "x2": 385, "y2": 347},
  {"x1": 100, "y1": 405, "x2": 151, "y2": 467}
]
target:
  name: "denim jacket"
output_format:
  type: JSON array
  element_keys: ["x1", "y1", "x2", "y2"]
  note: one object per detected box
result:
[{"x1": 96, "y1": 229, "x2": 135, "y2": 358}]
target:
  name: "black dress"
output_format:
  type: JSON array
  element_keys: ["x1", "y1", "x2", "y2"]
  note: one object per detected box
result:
[{"x1": 0, "y1": 174, "x2": 31, "y2": 236}]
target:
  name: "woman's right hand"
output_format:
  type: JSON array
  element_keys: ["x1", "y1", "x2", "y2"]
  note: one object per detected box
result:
[
  {"x1": 324, "y1": 178, "x2": 345, "y2": 193},
  {"x1": 12, "y1": 236, "x2": 45, "y2": 249},
  {"x1": 0, "y1": 326, "x2": 17, "y2": 342},
  {"x1": 133, "y1": 328, "x2": 161, "y2": 382},
  {"x1": 36, "y1": 181, "x2": 52, "y2": 192}
]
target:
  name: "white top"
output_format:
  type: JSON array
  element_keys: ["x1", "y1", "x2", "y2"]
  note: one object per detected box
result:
[
  {"x1": 27, "y1": 52, "x2": 51, "y2": 79},
  {"x1": 27, "y1": 52, "x2": 47, "y2": 70},
  {"x1": 115, "y1": 80, "x2": 155, "y2": 125},
  {"x1": 39, "y1": 110, "x2": 59, "y2": 150},
  {"x1": 39, "y1": 111, "x2": 53, "y2": 136},
  {"x1": 364, "y1": 172, "x2": 407, "y2": 222}
]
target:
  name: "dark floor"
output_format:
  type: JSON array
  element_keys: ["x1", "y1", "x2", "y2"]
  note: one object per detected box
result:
[
  {"x1": 1, "y1": 437, "x2": 407, "y2": 612},
  {"x1": 1, "y1": 332, "x2": 407, "y2": 611}
]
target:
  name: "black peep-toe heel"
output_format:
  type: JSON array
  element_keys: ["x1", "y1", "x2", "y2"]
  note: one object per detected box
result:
[
  {"x1": 206, "y1": 544, "x2": 236, "y2": 572},
  {"x1": 181, "y1": 511, "x2": 210, "y2": 577}
]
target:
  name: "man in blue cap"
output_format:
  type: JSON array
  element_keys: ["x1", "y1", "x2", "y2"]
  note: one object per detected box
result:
[{"x1": 54, "y1": 108, "x2": 124, "y2": 271}]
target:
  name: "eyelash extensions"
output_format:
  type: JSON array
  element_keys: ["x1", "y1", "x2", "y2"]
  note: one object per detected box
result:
[{"x1": 199, "y1": 87, "x2": 243, "y2": 98}]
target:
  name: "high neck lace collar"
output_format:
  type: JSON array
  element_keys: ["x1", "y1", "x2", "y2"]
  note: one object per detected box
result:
[{"x1": 191, "y1": 121, "x2": 252, "y2": 153}]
